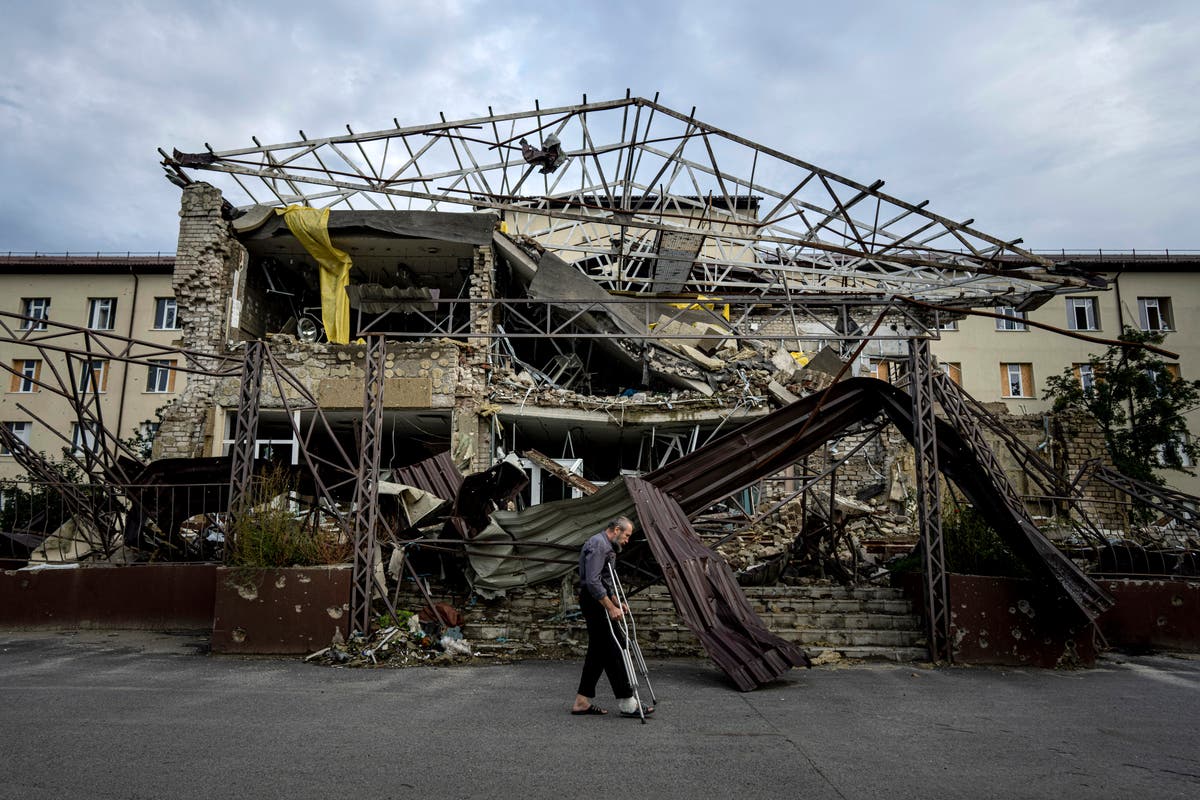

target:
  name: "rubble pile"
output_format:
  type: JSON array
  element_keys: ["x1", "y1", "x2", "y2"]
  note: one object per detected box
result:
[
  {"x1": 484, "y1": 341, "x2": 840, "y2": 416},
  {"x1": 307, "y1": 609, "x2": 477, "y2": 668}
]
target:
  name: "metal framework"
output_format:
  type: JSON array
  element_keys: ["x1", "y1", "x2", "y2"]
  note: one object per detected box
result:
[
  {"x1": 350, "y1": 336, "x2": 386, "y2": 634},
  {"x1": 162, "y1": 94, "x2": 1092, "y2": 305},
  {"x1": 907, "y1": 338, "x2": 951, "y2": 662},
  {"x1": 226, "y1": 341, "x2": 264, "y2": 545}
]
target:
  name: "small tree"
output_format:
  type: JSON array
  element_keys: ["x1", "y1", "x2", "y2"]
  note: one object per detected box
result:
[{"x1": 1044, "y1": 327, "x2": 1200, "y2": 485}]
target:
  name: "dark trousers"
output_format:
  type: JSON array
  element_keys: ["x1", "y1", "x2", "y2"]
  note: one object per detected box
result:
[{"x1": 576, "y1": 591, "x2": 632, "y2": 700}]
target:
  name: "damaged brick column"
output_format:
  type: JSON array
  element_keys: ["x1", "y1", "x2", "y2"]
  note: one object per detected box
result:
[
  {"x1": 154, "y1": 183, "x2": 248, "y2": 459},
  {"x1": 451, "y1": 242, "x2": 497, "y2": 473}
]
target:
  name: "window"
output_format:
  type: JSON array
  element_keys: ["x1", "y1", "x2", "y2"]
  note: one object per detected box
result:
[
  {"x1": 87, "y1": 298, "x2": 117, "y2": 330},
  {"x1": 154, "y1": 298, "x2": 179, "y2": 330},
  {"x1": 868, "y1": 358, "x2": 891, "y2": 382},
  {"x1": 70, "y1": 422, "x2": 99, "y2": 455},
  {"x1": 1138, "y1": 297, "x2": 1174, "y2": 332},
  {"x1": 939, "y1": 362, "x2": 963, "y2": 385},
  {"x1": 146, "y1": 359, "x2": 177, "y2": 393},
  {"x1": 937, "y1": 318, "x2": 958, "y2": 331},
  {"x1": 1157, "y1": 434, "x2": 1194, "y2": 468},
  {"x1": 995, "y1": 306, "x2": 1027, "y2": 331},
  {"x1": 1074, "y1": 363, "x2": 1096, "y2": 393},
  {"x1": 1142, "y1": 363, "x2": 1181, "y2": 396},
  {"x1": 1001, "y1": 362, "x2": 1034, "y2": 398},
  {"x1": 20, "y1": 298, "x2": 49, "y2": 330},
  {"x1": 1066, "y1": 297, "x2": 1100, "y2": 331},
  {"x1": 78, "y1": 360, "x2": 109, "y2": 393},
  {"x1": 1, "y1": 421, "x2": 31, "y2": 456},
  {"x1": 9, "y1": 359, "x2": 41, "y2": 393}
]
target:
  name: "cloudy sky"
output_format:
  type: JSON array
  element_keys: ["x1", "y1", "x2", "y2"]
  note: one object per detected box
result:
[{"x1": 1, "y1": 0, "x2": 1197, "y2": 254}]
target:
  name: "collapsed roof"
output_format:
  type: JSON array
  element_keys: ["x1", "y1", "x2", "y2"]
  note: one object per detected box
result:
[{"x1": 162, "y1": 94, "x2": 1096, "y2": 308}]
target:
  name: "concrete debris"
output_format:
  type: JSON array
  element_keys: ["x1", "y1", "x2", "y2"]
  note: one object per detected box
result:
[{"x1": 308, "y1": 610, "x2": 477, "y2": 668}]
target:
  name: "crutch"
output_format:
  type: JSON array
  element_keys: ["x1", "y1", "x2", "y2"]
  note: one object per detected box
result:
[
  {"x1": 610, "y1": 564, "x2": 657, "y2": 708},
  {"x1": 605, "y1": 563, "x2": 656, "y2": 722}
]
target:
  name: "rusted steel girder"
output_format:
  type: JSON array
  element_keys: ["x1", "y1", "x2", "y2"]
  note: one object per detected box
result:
[
  {"x1": 350, "y1": 335, "x2": 386, "y2": 635},
  {"x1": 646, "y1": 377, "x2": 1114, "y2": 623},
  {"x1": 226, "y1": 342, "x2": 264, "y2": 549},
  {"x1": 908, "y1": 338, "x2": 951, "y2": 663}
]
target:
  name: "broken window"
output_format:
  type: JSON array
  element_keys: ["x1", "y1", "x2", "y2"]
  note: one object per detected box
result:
[
  {"x1": 20, "y1": 298, "x2": 49, "y2": 330},
  {"x1": 154, "y1": 298, "x2": 179, "y2": 330},
  {"x1": 87, "y1": 298, "x2": 117, "y2": 330},
  {"x1": 1001, "y1": 362, "x2": 1033, "y2": 398}
]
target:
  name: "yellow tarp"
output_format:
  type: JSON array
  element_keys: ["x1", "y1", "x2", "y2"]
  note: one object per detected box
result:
[
  {"x1": 668, "y1": 295, "x2": 730, "y2": 322},
  {"x1": 276, "y1": 205, "x2": 352, "y2": 344}
]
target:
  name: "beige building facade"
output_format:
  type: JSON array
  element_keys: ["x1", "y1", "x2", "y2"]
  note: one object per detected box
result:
[
  {"x1": 926, "y1": 254, "x2": 1200, "y2": 495},
  {"x1": 0, "y1": 255, "x2": 184, "y2": 482}
]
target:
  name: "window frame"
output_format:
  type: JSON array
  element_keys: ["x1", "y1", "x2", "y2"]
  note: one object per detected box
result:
[
  {"x1": 146, "y1": 359, "x2": 177, "y2": 393},
  {"x1": 995, "y1": 306, "x2": 1028, "y2": 332},
  {"x1": 1066, "y1": 297, "x2": 1100, "y2": 331},
  {"x1": 1138, "y1": 297, "x2": 1174, "y2": 332},
  {"x1": 78, "y1": 359, "x2": 110, "y2": 394},
  {"x1": 20, "y1": 297, "x2": 50, "y2": 331},
  {"x1": 1001, "y1": 362, "x2": 1034, "y2": 398},
  {"x1": 939, "y1": 362, "x2": 963, "y2": 385},
  {"x1": 70, "y1": 422, "x2": 99, "y2": 455},
  {"x1": 1074, "y1": 363, "x2": 1096, "y2": 393},
  {"x1": 868, "y1": 358, "x2": 891, "y2": 383},
  {"x1": 153, "y1": 297, "x2": 179, "y2": 330},
  {"x1": 10, "y1": 359, "x2": 41, "y2": 393},
  {"x1": 87, "y1": 297, "x2": 118, "y2": 331},
  {"x1": 1, "y1": 421, "x2": 31, "y2": 456}
]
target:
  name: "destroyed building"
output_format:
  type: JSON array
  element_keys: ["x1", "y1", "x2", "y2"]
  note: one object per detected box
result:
[{"x1": 3, "y1": 97, "x2": 1197, "y2": 680}]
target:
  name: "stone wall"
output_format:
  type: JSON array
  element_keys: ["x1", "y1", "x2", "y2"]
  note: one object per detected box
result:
[
  {"x1": 156, "y1": 183, "x2": 247, "y2": 459},
  {"x1": 455, "y1": 242, "x2": 498, "y2": 473}
]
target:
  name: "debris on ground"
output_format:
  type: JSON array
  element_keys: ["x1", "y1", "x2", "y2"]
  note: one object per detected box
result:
[{"x1": 306, "y1": 609, "x2": 479, "y2": 668}]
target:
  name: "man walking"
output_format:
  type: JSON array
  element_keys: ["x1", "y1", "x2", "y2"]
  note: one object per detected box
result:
[{"x1": 570, "y1": 516, "x2": 653, "y2": 718}]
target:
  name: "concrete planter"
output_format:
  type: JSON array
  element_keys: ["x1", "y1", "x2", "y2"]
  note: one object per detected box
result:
[
  {"x1": 1099, "y1": 579, "x2": 1200, "y2": 652},
  {"x1": 211, "y1": 565, "x2": 351, "y2": 654},
  {"x1": 946, "y1": 574, "x2": 1099, "y2": 667},
  {"x1": 0, "y1": 564, "x2": 216, "y2": 630}
]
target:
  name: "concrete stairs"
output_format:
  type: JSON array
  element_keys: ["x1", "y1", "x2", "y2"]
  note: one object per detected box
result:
[{"x1": 410, "y1": 582, "x2": 928, "y2": 664}]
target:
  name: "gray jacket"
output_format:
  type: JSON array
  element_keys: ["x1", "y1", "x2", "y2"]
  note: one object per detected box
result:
[{"x1": 578, "y1": 531, "x2": 616, "y2": 601}]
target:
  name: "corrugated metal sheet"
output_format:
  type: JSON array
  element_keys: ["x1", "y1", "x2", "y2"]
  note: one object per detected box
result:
[
  {"x1": 626, "y1": 476, "x2": 811, "y2": 691},
  {"x1": 392, "y1": 452, "x2": 463, "y2": 505},
  {"x1": 468, "y1": 480, "x2": 636, "y2": 596},
  {"x1": 648, "y1": 377, "x2": 1112, "y2": 621}
]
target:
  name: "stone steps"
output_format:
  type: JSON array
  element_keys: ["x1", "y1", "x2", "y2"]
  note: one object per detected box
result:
[{"x1": 401, "y1": 583, "x2": 929, "y2": 664}]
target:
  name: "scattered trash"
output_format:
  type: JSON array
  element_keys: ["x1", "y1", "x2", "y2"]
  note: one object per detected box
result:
[{"x1": 306, "y1": 609, "x2": 478, "y2": 668}]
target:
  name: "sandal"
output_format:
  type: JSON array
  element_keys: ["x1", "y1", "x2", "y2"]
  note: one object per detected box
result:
[
  {"x1": 619, "y1": 705, "x2": 654, "y2": 718},
  {"x1": 570, "y1": 705, "x2": 607, "y2": 716}
]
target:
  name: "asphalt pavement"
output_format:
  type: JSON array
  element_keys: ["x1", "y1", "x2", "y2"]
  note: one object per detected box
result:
[{"x1": 1, "y1": 630, "x2": 1198, "y2": 800}]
